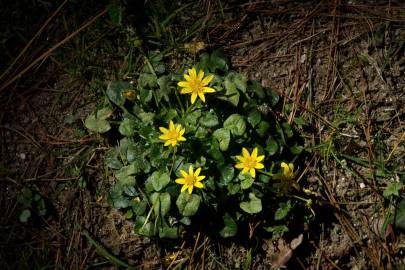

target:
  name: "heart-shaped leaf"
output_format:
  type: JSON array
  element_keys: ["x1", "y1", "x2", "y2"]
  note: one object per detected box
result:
[{"x1": 240, "y1": 193, "x2": 262, "y2": 214}]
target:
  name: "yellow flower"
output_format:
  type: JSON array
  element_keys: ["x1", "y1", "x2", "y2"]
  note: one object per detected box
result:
[
  {"x1": 159, "y1": 120, "x2": 186, "y2": 147},
  {"x1": 177, "y1": 67, "x2": 215, "y2": 104},
  {"x1": 280, "y1": 162, "x2": 295, "y2": 179},
  {"x1": 235, "y1": 147, "x2": 265, "y2": 178},
  {"x1": 175, "y1": 165, "x2": 205, "y2": 194}
]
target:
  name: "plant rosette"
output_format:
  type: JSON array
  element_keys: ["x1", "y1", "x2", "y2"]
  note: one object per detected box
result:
[{"x1": 85, "y1": 51, "x2": 309, "y2": 239}]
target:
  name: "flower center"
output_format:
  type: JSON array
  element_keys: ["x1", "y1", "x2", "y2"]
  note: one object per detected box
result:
[
  {"x1": 189, "y1": 80, "x2": 203, "y2": 93},
  {"x1": 184, "y1": 175, "x2": 196, "y2": 186},
  {"x1": 167, "y1": 130, "x2": 180, "y2": 141},
  {"x1": 244, "y1": 157, "x2": 256, "y2": 169}
]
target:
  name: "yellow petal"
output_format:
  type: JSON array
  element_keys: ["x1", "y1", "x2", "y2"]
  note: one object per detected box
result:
[
  {"x1": 175, "y1": 178, "x2": 185, "y2": 184},
  {"x1": 281, "y1": 162, "x2": 289, "y2": 173},
  {"x1": 159, "y1": 134, "x2": 168, "y2": 140},
  {"x1": 179, "y1": 128, "x2": 185, "y2": 136},
  {"x1": 256, "y1": 155, "x2": 265, "y2": 162},
  {"x1": 180, "y1": 88, "x2": 192, "y2": 94},
  {"x1": 191, "y1": 93, "x2": 198, "y2": 104},
  {"x1": 289, "y1": 163, "x2": 294, "y2": 172},
  {"x1": 236, "y1": 155, "x2": 245, "y2": 162},
  {"x1": 250, "y1": 168, "x2": 256, "y2": 178},
  {"x1": 184, "y1": 74, "x2": 191, "y2": 81},
  {"x1": 164, "y1": 141, "x2": 171, "y2": 146},
  {"x1": 159, "y1": 127, "x2": 168, "y2": 133},
  {"x1": 176, "y1": 125, "x2": 181, "y2": 132},
  {"x1": 197, "y1": 70, "x2": 204, "y2": 81},
  {"x1": 252, "y1": 148, "x2": 258, "y2": 159},
  {"x1": 188, "y1": 185, "x2": 193, "y2": 194},
  {"x1": 235, "y1": 163, "x2": 245, "y2": 169},
  {"x1": 198, "y1": 92, "x2": 206, "y2": 102},
  {"x1": 181, "y1": 185, "x2": 188, "y2": 193},
  {"x1": 255, "y1": 163, "x2": 264, "y2": 169},
  {"x1": 202, "y1": 74, "x2": 214, "y2": 85},
  {"x1": 180, "y1": 170, "x2": 188, "y2": 178},
  {"x1": 242, "y1": 148, "x2": 250, "y2": 158},
  {"x1": 178, "y1": 136, "x2": 186, "y2": 142},
  {"x1": 194, "y1": 182, "x2": 204, "y2": 188},
  {"x1": 203, "y1": 87, "x2": 216, "y2": 93},
  {"x1": 178, "y1": 81, "x2": 190, "y2": 87},
  {"x1": 194, "y1": 167, "x2": 201, "y2": 177},
  {"x1": 189, "y1": 68, "x2": 197, "y2": 78},
  {"x1": 188, "y1": 165, "x2": 193, "y2": 175},
  {"x1": 197, "y1": 175, "x2": 205, "y2": 181},
  {"x1": 242, "y1": 167, "x2": 249, "y2": 174},
  {"x1": 169, "y1": 120, "x2": 175, "y2": 130},
  {"x1": 171, "y1": 141, "x2": 177, "y2": 147}
]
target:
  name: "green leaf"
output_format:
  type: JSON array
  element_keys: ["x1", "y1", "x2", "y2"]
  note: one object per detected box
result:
[
  {"x1": 85, "y1": 108, "x2": 112, "y2": 133},
  {"x1": 239, "y1": 173, "x2": 254, "y2": 190},
  {"x1": 150, "y1": 192, "x2": 171, "y2": 217},
  {"x1": 282, "y1": 122, "x2": 294, "y2": 139},
  {"x1": 294, "y1": 116, "x2": 304, "y2": 126},
  {"x1": 96, "y1": 107, "x2": 113, "y2": 119},
  {"x1": 228, "y1": 183, "x2": 240, "y2": 195},
  {"x1": 185, "y1": 108, "x2": 202, "y2": 133},
  {"x1": 224, "y1": 114, "x2": 246, "y2": 136},
  {"x1": 208, "y1": 139, "x2": 225, "y2": 163},
  {"x1": 108, "y1": 185, "x2": 131, "y2": 209},
  {"x1": 195, "y1": 126, "x2": 209, "y2": 139},
  {"x1": 107, "y1": 2, "x2": 122, "y2": 26},
  {"x1": 223, "y1": 77, "x2": 239, "y2": 106},
  {"x1": 249, "y1": 80, "x2": 265, "y2": 99},
  {"x1": 219, "y1": 165, "x2": 234, "y2": 186},
  {"x1": 119, "y1": 118, "x2": 137, "y2": 137},
  {"x1": 395, "y1": 198, "x2": 405, "y2": 230},
  {"x1": 233, "y1": 72, "x2": 247, "y2": 93},
  {"x1": 200, "y1": 109, "x2": 219, "y2": 128},
  {"x1": 148, "y1": 171, "x2": 171, "y2": 192},
  {"x1": 105, "y1": 148, "x2": 122, "y2": 169},
  {"x1": 240, "y1": 193, "x2": 262, "y2": 214},
  {"x1": 19, "y1": 209, "x2": 31, "y2": 223},
  {"x1": 139, "y1": 112, "x2": 154, "y2": 124},
  {"x1": 115, "y1": 165, "x2": 137, "y2": 186},
  {"x1": 265, "y1": 136, "x2": 279, "y2": 156},
  {"x1": 256, "y1": 121, "x2": 270, "y2": 137},
  {"x1": 202, "y1": 50, "x2": 229, "y2": 72},
  {"x1": 156, "y1": 75, "x2": 171, "y2": 102},
  {"x1": 213, "y1": 128, "x2": 231, "y2": 151},
  {"x1": 274, "y1": 201, "x2": 292, "y2": 220},
  {"x1": 138, "y1": 73, "x2": 158, "y2": 88},
  {"x1": 264, "y1": 225, "x2": 289, "y2": 240},
  {"x1": 176, "y1": 192, "x2": 201, "y2": 217},
  {"x1": 219, "y1": 213, "x2": 238, "y2": 238},
  {"x1": 139, "y1": 88, "x2": 153, "y2": 103},
  {"x1": 290, "y1": 144, "x2": 303, "y2": 155},
  {"x1": 133, "y1": 199, "x2": 147, "y2": 216},
  {"x1": 247, "y1": 110, "x2": 261, "y2": 128},
  {"x1": 107, "y1": 81, "x2": 130, "y2": 106},
  {"x1": 180, "y1": 217, "x2": 191, "y2": 225},
  {"x1": 383, "y1": 182, "x2": 404, "y2": 198},
  {"x1": 135, "y1": 216, "x2": 156, "y2": 236},
  {"x1": 159, "y1": 223, "x2": 178, "y2": 239},
  {"x1": 268, "y1": 89, "x2": 280, "y2": 107}
]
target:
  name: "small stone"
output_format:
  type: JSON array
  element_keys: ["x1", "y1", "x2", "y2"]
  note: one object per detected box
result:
[
  {"x1": 359, "y1": 183, "x2": 366, "y2": 189},
  {"x1": 19, "y1": 153, "x2": 26, "y2": 160}
]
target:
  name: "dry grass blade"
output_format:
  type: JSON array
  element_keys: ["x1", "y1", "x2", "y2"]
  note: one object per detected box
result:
[{"x1": 0, "y1": 8, "x2": 107, "y2": 93}]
